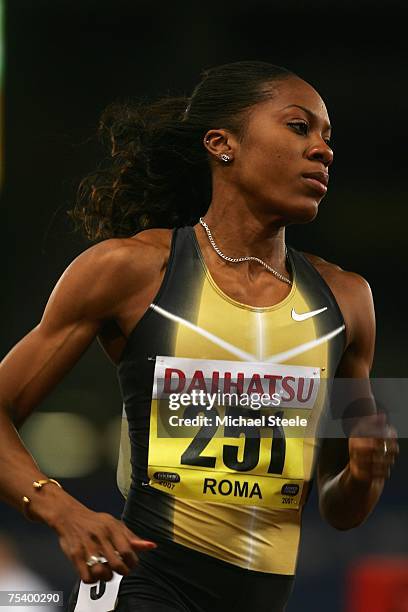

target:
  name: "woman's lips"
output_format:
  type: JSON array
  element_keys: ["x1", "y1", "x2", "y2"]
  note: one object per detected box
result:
[{"x1": 302, "y1": 176, "x2": 328, "y2": 196}]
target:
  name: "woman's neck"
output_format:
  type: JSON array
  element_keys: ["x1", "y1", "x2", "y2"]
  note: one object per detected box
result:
[{"x1": 200, "y1": 198, "x2": 287, "y2": 267}]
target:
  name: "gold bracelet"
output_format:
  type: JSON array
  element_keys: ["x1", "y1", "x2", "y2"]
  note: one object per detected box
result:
[{"x1": 22, "y1": 478, "x2": 62, "y2": 521}]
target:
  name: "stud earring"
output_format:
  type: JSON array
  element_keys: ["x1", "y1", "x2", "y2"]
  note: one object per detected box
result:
[{"x1": 219, "y1": 153, "x2": 232, "y2": 163}]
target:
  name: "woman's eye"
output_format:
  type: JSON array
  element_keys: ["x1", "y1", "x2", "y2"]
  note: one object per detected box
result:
[
  {"x1": 288, "y1": 121, "x2": 309, "y2": 135},
  {"x1": 288, "y1": 122, "x2": 332, "y2": 147}
]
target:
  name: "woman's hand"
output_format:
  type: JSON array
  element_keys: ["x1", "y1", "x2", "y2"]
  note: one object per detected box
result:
[
  {"x1": 45, "y1": 495, "x2": 156, "y2": 583},
  {"x1": 348, "y1": 413, "x2": 399, "y2": 483}
]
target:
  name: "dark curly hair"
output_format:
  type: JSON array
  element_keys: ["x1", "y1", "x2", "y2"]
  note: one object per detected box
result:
[{"x1": 69, "y1": 61, "x2": 295, "y2": 241}]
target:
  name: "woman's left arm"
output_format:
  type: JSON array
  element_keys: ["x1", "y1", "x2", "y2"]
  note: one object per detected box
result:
[{"x1": 317, "y1": 272, "x2": 399, "y2": 530}]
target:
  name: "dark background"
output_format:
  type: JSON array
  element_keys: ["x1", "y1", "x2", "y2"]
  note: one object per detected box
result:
[{"x1": 1, "y1": 1, "x2": 407, "y2": 611}]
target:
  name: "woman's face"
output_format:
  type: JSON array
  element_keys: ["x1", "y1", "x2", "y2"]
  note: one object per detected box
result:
[{"x1": 231, "y1": 76, "x2": 333, "y2": 223}]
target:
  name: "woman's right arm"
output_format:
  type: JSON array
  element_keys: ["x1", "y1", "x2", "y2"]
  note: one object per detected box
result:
[{"x1": 0, "y1": 238, "x2": 159, "y2": 583}]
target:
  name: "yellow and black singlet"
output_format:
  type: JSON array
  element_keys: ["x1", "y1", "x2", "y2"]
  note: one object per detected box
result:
[{"x1": 116, "y1": 225, "x2": 345, "y2": 583}]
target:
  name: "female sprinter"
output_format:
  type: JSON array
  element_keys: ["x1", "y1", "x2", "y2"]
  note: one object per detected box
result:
[{"x1": 0, "y1": 61, "x2": 398, "y2": 612}]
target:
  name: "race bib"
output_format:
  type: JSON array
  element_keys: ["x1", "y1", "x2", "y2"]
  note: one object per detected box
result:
[
  {"x1": 73, "y1": 574, "x2": 122, "y2": 612},
  {"x1": 147, "y1": 356, "x2": 322, "y2": 509}
]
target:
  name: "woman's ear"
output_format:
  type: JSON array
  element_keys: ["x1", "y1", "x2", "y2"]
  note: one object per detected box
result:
[{"x1": 203, "y1": 129, "x2": 235, "y2": 162}]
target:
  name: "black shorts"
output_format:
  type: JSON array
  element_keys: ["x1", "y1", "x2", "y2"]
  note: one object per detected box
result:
[{"x1": 67, "y1": 539, "x2": 295, "y2": 612}]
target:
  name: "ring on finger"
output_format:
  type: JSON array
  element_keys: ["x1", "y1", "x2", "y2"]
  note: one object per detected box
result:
[{"x1": 86, "y1": 554, "x2": 108, "y2": 567}]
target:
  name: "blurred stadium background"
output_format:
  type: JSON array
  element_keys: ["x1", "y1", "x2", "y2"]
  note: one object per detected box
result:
[{"x1": 1, "y1": 1, "x2": 407, "y2": 610}]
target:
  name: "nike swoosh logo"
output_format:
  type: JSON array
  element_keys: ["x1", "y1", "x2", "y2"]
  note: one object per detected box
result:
[{"x1": 291, "y1": 306, "x2": 328, "y2": 321}]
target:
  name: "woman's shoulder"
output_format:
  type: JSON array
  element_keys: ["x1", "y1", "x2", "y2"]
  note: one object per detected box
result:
[
  {"x1": 107, "y1": 227, "x2": 173, "y2": 254},
  {"x1": 72, "y1": 228, "x2": 173, "y2": 274},
  {"x1": 301, "y1": 251, "x2": 372, "y2": 296},
  {"x1": 56, "y1": 229, "x2": 174, "y2": 316},
  {"x1": 301, "y1": 251, "x2": 375, "y2": 350}
]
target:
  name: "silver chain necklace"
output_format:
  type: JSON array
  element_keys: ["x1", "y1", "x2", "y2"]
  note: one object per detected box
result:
[{"x1": 199, "y1": 217, "x2": 292, "y2": 286}]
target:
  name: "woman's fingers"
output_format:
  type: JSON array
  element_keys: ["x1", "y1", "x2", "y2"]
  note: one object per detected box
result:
[{"x1": 57, "y1": 509, "x2": 157, "y2": 583}]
